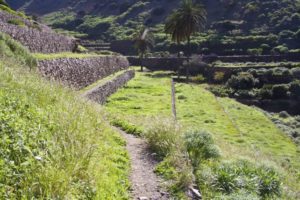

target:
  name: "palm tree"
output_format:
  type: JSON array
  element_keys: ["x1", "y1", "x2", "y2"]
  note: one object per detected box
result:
[
  {"x1": 133, "y1": 27, "x2": 154, "y2": 72},
  {"x1": 165, "y1": 0, "x2": 206, "y2": 80}
]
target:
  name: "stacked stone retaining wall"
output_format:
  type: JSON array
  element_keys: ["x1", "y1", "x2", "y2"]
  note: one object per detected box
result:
[
  {"x1": 0, "y1": 10, "x2": 76, "y2": 53},
  {"x1": 38, "y1": 56, "x2": 129, "y2": 89},
  {"x1": 84, "y1": 70, "x2": 135, "y2": 104}
]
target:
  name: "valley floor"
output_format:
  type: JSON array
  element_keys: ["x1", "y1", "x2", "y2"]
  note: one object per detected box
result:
[{"x1": 105, "y1": 68, "x2": 300, "y2": 199}]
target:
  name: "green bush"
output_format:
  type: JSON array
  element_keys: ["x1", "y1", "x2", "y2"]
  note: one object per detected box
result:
[
  {"x1": 233, "y1": 89, "x2": 257, "y2": 99},
  {"x1": 7, "y1": 18, "x2": 25, "y2": 27},
  {"x1": 272, "y1": 45, "x2": 289, "y2": 54},
  {"x1": 208, "y1": 85, "x2": 233, "y2": 97},
  {"x1": 290, "y1": 80, "x2": 300, "y2": 98},
  {"x1": 144, "y1": 118, "x2": 182, "y2": 158},
  {"x1": 227, "y1": 72, "x2": 258, "y2": 90},
  {"x1": 214, "y1": 71, "x2": 226, "y2": 83},
  {"x1": 271, "y1": 84, "x2": 289, "y2": 99},
  {"x1": 247, "y1": 48, "x2": 262, "y2": 55},
  {"x1": 191, "y1": 74, "x2": 206, "y2": 83},
  {"x1": 291, "y1": 67, "x2": 300, "y2": 79},
  {"x1": 184, "y1": 131, "x2": 220, "y2": 168},
  {"x1": 259, "y1": 86, "x2": 273, "y2": 99}
]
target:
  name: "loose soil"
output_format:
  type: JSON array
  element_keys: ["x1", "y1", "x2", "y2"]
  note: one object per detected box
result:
[{"x1": 116, "y1": 128, "x2": 170, "y2": 200}]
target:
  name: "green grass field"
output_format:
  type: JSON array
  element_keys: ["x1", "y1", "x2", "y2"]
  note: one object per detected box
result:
[{"x1": 105, "y1": 69, "x2": 300, "y2": 198}]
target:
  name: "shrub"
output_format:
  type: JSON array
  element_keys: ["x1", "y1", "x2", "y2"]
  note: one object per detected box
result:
[
  {"x1": 177, "y1": 94, "x2": 187, "y2": 100},
  {"x1": 75, "y1": 45, "x2": 88, "y2": 53},
  {"x1": 144, "y1": 118, "x2": 182, "y2": 158},
  {"x1": 191, "y1": 74, "x2": 206, "y2": 83},
  {"x1": 184, "y1": 131, "x2": 220, "y2": 168},
  {"x1": 208, "y1": 85, "x2": 233, "y2": 97},
  {"x1": 272, "y1": 45, "x2": 289, "y2": 54},
  {"x1": 7, "y1": 18, "x2": 26, "y2": 27},
  {"x1": 260, "y1": 43, "x2": 271, "y2": 54},
  {"x1": 247, "y1": 48, "x2": 262, "y2": 55},
  {"x1": 291, "y1": 67, "x2": 300, "y2": 79},
  {"x1": 271, "y1": 84, "x2": 289, "y2": 99},
  {"x1": 268, "y1": 67, "x2": 293, "y2": 83},
  {"x1": 214, "y1": 71, "x2": 225, "y2": 83},
  {"x1": 233, "y1": 89, "x2": 257, "y2": 99},
  {"x1": 290, "y1": 80, "x2": 300, "y2": 98},
  {"x1": 227, "y1": 72, "x2": 258, "y2": 90},
  {"x1": 259, "y1": 86, "x2": 273, "y2": 99}
]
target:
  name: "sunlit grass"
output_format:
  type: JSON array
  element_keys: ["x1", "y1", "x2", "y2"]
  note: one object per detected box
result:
[
  {"x1": 105, "y1": 69, "x2": 300, "y2": 197},
  {"x1": 33, "y1": 52, "x2": 101, "y2": 60},
  {"x1": 0, "y1": 58, "x2": 130, "y2": 199}
]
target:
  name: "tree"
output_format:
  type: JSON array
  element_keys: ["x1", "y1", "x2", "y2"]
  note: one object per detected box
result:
[
  {"x1": 133, "y1": 27, "x2": 154, "y2": 72},
  {"x1": 165, "y1": 0, "x2": 206, "y2": 80}
]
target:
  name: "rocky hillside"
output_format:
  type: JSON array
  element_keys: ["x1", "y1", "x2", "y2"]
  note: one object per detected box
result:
[{"x1": 7, "y1": 0, "x2": 300, "y2": 55}]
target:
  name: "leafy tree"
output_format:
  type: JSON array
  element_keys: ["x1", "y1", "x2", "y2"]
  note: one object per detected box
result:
[
  {"x1": 133, "y1": 27, "x2": 154, "y2": 72},
  {"x1": 165, "y1": 0, "x2": 206, "y2": 80}
]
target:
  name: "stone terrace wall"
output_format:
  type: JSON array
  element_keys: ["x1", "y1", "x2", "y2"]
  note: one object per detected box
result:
[
  {"x1": 203, "y1": 53, "x2": 300, "y2": 63},
  {"x1": 84, "y1": 70, "x2": 135, "y2": 104},
  {"x1": 0, "y1": 10, "x2": 76, "y2": 53},
  {"x1": 38, "y1": 56, "x2": 129, "y2": 89},
  {"x1": 127, "y1": 56, "x2": 184, "y2": 71}
]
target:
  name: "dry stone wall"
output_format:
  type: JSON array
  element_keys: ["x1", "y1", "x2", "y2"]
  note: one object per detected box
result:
[
  {"x1": 38, "y1": 56, "x2": 129, "y2": 89},
  {"x1": 0, "y1": 10, "x2": 76, "y2": 53},
  {"x1": 84, "y1": 70, "x2": 135, "y2": 104}
]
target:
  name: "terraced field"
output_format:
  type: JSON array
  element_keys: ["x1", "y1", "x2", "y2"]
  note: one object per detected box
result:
[{"x1": 106, "y1": 69, "x2": 300, "y2": 198}]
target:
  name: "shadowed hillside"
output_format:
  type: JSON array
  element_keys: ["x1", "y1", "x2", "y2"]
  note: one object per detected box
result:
[{"x1": 7, "y1": 0, "x2": 300, "y2": 55}]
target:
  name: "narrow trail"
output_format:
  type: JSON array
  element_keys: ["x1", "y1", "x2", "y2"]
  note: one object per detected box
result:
[{"x1": 116, "y1": 128, "x2": 170, "y2": 200}]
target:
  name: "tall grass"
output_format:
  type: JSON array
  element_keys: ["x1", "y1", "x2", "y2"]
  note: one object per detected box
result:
[
  {"x1": 0, "y1": 32, "x2": 37, "y2": 68},
  {"x1": 0, "y1": 35, "x2": 129, "y2": 199}
]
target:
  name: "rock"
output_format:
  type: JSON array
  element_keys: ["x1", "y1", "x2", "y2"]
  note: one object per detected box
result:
[
  {"x1": 279, "y1": 111, "x2": 290, "y2": 118},
  {"x1": 139, "y1": 197, "x2": 148, "y2": 200},
  {"x1": 189, "y1": 186, "x2": 202, "y2": 199}
]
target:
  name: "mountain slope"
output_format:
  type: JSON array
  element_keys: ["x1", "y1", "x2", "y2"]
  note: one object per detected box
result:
[{"x1": 6, "y1": 0, "x2": 300, "y2": 55}]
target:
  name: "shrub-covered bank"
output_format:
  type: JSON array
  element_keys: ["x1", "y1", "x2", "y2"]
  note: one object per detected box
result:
[{"x1": 0, "y1": 33, "x2": 130, "y2": 199}]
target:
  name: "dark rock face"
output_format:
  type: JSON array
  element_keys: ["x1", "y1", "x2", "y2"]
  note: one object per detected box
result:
[
  {"x1": 0, "y1": 10, "x2": 76, "y2": 53},
  {"x1": 84, "y1": 70, "x2": 135, "y2": 104},
  {"x1": 38, "y1": 56, "x2": 129, "y2": 89}
]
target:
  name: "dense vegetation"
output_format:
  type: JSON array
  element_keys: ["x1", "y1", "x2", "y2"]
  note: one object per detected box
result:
[
  {"x1": 105, "y1": 70, "x2": 300, "y2": 199},
  {"x1": 7, "y1": 0, "x2": 300, "y2": 55},
  {"x1": 0, "y1": 33, "x2": 130, "y2": 199}
]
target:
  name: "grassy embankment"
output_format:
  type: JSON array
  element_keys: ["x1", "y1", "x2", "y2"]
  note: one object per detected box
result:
[
  {"x1": 0, "y1": 32, "x2": 130, "y2": 199},
  {"x1": 105, "y1": 69, "x2": 300, "y2": 199}
]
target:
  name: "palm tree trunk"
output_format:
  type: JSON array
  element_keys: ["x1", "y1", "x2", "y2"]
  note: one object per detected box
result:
[
  {"x1": 140, "y1": 53, "x2": 144, "y2": 72},
  {"x1": 177, "y1": 43, "x2": 181, "y2": 79},
  {"x1": 186, "y1": 36, "x2": 191, "y2": 81}
]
